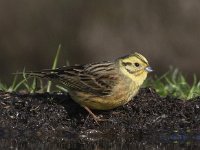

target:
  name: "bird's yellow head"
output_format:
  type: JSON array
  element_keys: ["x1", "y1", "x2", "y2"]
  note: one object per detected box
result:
[{"x1": 117, "y1": 52, "x2": 153, "y2": 86}]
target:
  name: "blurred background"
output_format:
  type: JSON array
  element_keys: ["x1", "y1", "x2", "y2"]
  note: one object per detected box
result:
[{"x1": 0, "y1": 0, "x2": 199, "y2": 83}]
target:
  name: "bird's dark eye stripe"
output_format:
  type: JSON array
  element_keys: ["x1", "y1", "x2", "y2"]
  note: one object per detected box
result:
[{"x1": 122, "y1": 62, "x2": 132, "y2": 66}]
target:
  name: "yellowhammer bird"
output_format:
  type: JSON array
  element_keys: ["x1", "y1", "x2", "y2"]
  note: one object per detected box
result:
[{"x1": 27, "y1": 52, "x2": 153, "y2": 123}]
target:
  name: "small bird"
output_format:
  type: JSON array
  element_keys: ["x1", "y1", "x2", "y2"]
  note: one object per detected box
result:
[{"x1": 27, "y1": 52, "x2": 153, "y2": 123}]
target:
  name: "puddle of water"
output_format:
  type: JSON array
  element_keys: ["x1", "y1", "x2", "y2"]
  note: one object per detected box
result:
[{"x1": 0, "y1": 130, "x2": 200, "y2": 150}]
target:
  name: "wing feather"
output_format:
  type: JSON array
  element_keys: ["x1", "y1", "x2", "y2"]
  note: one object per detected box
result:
[{"x1": 40, "y1": 62, "x2": 119, "y2": 95}]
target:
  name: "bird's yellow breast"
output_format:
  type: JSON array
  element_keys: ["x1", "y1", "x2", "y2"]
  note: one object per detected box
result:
[{"x1": 68, "y1": 78, "x2": 139, "y2": 110}]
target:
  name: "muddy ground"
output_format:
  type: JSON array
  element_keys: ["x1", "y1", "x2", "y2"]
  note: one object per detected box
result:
[{"x1": 0, "y1": 88, "x2": 200, "y2": 149}]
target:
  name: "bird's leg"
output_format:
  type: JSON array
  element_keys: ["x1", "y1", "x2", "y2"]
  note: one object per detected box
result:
[{"x1": 83, "y1": 106, "x2": 107, "y2": 124}]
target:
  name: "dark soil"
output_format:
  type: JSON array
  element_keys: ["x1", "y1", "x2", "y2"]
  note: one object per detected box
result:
[{"x1": 0, "y1": 88, "x2": 200, "y2": 149}]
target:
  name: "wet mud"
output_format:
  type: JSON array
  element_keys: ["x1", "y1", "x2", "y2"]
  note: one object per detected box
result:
[{"x1": 0, "y1": 88, "x2": 200, "y2": 149}]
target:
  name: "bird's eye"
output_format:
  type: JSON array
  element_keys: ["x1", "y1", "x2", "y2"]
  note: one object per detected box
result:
[{"x1": 134, "y1": 63, "x2": 140, "y2": 67}]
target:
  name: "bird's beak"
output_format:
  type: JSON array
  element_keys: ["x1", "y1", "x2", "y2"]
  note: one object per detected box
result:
[{"x1": 145, "y1": 66, "x2": 153, "y2": 72}]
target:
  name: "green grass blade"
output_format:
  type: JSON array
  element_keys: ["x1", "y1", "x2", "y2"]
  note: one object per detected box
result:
[
  {"x1": 56, "y1": 85, "x2": 68, "y2": 93},
  {"x1": 30, "y1": 77, "x2": 36, "y2": 93},
  {"x1": 9, "y1": 74, "x2": 18, "y2": 92},
  {"x1": 13, "y1": 78, "x2": 28, "y2": 91},
  {"x1": 187, "y1": 75, "x2": 197, "y2": 100},
  {"x1": 0, "y1": 82, "x2": 7, "y2": 91},
  {"x1": 47, "y1": 44, "x2": 62, "y2": 92}
]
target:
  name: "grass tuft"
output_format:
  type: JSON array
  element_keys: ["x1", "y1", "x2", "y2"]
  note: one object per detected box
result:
[
  {"x1": 146, "y1": 68, "x2": 200, "y2": 100},
  {"x1": 0, "y1": 70, "x2": 30, "y2": 92}
]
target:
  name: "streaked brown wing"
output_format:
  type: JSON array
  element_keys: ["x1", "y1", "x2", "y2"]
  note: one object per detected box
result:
[{"x1": 43, "y1": 62, "x2": 119, "y2": 95}]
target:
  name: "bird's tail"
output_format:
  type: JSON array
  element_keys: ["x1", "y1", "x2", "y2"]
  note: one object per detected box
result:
[{"x1": 13, "y1": 70, "x2": 55, "y2": 79}]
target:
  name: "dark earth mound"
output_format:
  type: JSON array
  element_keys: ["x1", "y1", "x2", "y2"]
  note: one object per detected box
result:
[{"x1": 0, "y1": 88, "x2": 200, "y2": 149}]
